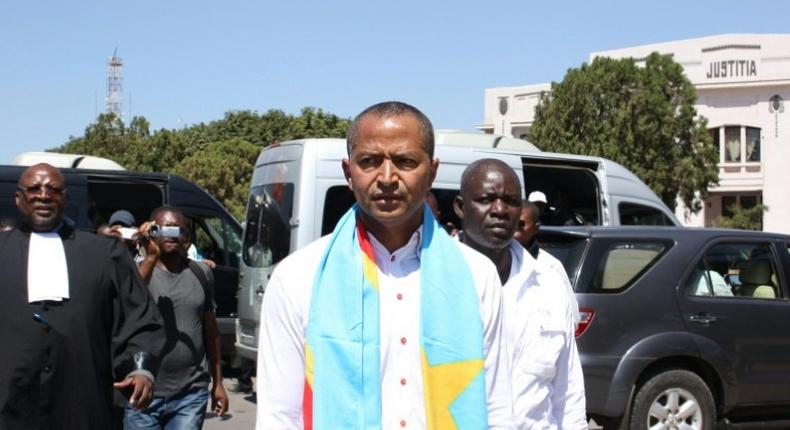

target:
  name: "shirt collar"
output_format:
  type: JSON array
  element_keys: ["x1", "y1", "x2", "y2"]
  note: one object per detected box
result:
[
  {"x1": 507, "y1": 239, "x2": 539, "y2": 285},
  {"x1": 367, "y1": 226, "x2": 423, "y2": 264}
]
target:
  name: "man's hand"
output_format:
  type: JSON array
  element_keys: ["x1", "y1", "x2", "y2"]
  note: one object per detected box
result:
[
  {"x1": 211, "y1": 383, "x2": 229, "y2": 416},
  {"x1": 113, "y1": 374, "x2": 154, "y2": 410}
]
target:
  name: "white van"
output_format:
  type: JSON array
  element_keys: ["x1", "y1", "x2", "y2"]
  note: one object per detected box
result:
[{"x1": 234, "y1": 134, "x2": 679, "y2": 360}]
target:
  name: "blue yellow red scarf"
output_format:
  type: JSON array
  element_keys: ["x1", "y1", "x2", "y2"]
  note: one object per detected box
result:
[{"x1": 303, "y1": 204, "x2": 487, "y2": 429}]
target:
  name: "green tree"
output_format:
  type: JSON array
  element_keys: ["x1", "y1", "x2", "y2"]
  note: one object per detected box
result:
[
  {"x1": 528, "y1": 53, "x2": 719, "y2": 212},
  {"x1": 714, "y1": 204, "x2": 767, "y2": 231},
  {"x1": 53, "y1": 107, "x2": 351, "y2": 219},
  {"x1": 173, "y1": 138, "x2": 260, "y2": 219}
]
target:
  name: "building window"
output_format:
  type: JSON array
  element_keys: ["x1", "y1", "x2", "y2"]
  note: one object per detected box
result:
[
  {"x1": 746, "y1": 127, "x2": 761, "y2": 161},
  {"x1": 724, "y1": 126, "x2": 741, "y2": 162},
  {"x1": 710, "y1": 128, "x2": 720, "y2": 156},
  {"x1": 720, "y1": 193, "x2": 762, "y2": 219},
  {"x1": 721, "y1": 195, "x2": 736, "y2": 217},
  {"x1": 740, "y1": 195, "x2": 758, "y2": 210},
  {"x1": 710, "y1": 126, "x2": 762, "y2": 164}
]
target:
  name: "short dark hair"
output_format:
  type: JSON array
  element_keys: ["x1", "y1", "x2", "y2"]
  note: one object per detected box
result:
[
  {"x1": 522, "y1": 201, "x2": 541, "y2": 223},
  {"x1": 150, "y1": 205, "x2": 190, "y2": 236},
  {"x1": 150, "y1": 205, "x2": 183, "y2": 222},
  {"x1": 346, "y1": 101, "x2": 435, "y2": 157}
]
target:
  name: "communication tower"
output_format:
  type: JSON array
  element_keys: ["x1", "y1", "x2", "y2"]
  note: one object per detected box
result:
[{"x1": 105, "y1": 48, "x2": 123, "y2": 120}]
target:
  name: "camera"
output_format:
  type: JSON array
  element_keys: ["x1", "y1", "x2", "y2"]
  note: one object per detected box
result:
[
  {"x1": 118, "y1": 227, "x2": 138, "y2": 240},
  {"x1": 148, "y1": 225, "x2": 181, "y2": 238}
]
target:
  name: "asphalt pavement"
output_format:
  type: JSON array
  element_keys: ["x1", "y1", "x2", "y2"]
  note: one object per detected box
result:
[
  {"x1": 204, "y1": 378, "x2": 257, "y2": 429},
  {"x1": 202, "y1": 377, "x2": 603, "y2": 429}
]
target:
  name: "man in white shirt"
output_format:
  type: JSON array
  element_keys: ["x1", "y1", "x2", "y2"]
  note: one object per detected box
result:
[
  {"x1": 454, "y1": 159, "x2": 587, "y2": 430},
  {"x1": 256, "y1": 102, "x2": 514, "y2": 429},
  {"x1": 514, "y1": 201, "x2": 581, "y2": 326}
]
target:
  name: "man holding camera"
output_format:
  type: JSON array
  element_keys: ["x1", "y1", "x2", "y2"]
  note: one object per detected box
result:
[{"x1": 125, "y1": 206, "x2": 228, "y2": 429}]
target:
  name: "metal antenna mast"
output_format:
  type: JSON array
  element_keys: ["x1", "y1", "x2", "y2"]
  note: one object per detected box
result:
[{"x1": 105, "y1": 48, "x2": 123, "y2": 121}]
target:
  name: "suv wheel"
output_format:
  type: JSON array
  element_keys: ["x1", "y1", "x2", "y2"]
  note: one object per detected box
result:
[{"x1": 629, "y1": 370, "x2": 715, "y2": 430}]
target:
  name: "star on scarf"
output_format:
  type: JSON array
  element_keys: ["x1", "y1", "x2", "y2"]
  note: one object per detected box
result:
[{"x1": 421, "y1": 349, "x2": 484, "y2": 430}]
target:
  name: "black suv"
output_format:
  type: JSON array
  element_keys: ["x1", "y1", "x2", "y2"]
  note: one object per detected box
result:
[{"x1": 538, "y1": 227, "x2": 790, "y2": 430}]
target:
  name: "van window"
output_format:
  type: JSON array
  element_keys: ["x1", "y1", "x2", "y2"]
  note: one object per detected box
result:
[
  {"x1": 0, "y1": 181, "x2": 19, "y2": 226},
  {"x1": 87, "y1": 179, "x2": 163, "y2": 229},
  {"x1": 189, "y1": 215, "x2": 242, "y2": 268},
  {"x1": 687, "y1": 242, "x2": 781, "y2": 299},
  {"x1": 619, "y1": 202, "x2": 674, "y2": 226},
  {"x1": 243, "y1": 184, "x2": 294, "y2": 268},
  {"x1": 321, "y1": 186, "x2": 357, "y2": 236},
  {"x1": 581, "y1": 240, "x2": 669, "y2": 293},
  {"x1": 522, "y1": 163, "x2": 600, "y2": 226},
  {"x1": 320, "y1": 186, "x2": 462, "y2": 236}
]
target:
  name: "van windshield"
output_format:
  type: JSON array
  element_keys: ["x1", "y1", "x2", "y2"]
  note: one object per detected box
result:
[{"x1": 243, "y1": 183, "x2": 294, "y2": 268}]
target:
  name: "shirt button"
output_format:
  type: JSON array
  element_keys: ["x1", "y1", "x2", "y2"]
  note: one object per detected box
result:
[
  {"x1": 390, "y1": 255, "x2": 396, "y2": 262},
  {"x1": 400, "y1": 378, "x2": 407, "y2": 385},
  {"x1": 396, "y1": 293, "x2": 403, "y2": 300},
  {"x1": 43, "y1": 365, "x2": 51, "y2": 373},
  {"x1": 400, "y1": 337, "x2": 407, "y2": 345},
  {"x1": 400, "y1": 420, "x2": 407, "y2": 427}
]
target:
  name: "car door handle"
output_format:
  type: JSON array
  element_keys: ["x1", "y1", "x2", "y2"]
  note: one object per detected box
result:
[{"x1": 689, "y1": 314, "x2": 717, "y2": 325}]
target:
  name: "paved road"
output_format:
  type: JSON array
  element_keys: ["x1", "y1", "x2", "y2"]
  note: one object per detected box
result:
[
  {"x1": 202, "y1": 378, "x2": 603, "y2": 429},
  {"x1": 204, "y1": 379, "x2": 257, "y2": 429}
]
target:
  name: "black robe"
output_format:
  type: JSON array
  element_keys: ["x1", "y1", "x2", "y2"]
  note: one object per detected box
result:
[{"x1": 0, "y1": 223, "x2": 164, "y2": 429}]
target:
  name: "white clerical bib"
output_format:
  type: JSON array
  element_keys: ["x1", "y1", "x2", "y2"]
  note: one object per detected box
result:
[{"x1": 27, "y1": 232, "x2": 70, "y2": 302}]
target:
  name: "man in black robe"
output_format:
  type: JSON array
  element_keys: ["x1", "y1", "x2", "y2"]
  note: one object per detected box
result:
[{"x1": 0, "y1": 163, "x2": 164, "y2": 429}]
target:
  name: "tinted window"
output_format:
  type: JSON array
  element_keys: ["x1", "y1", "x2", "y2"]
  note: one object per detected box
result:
[
  {"x1": 87, "y1": 180, "x2": 163, "y2": 230},
  {"x1": 537, "y1": 232, "x2": 589, "y2": 287},
  {"x1": 321, "y1": 186, "x2": 357, "y2": 236},
  {"x1": 320, "y1": 186, "x2": 462, "y2": 236},
  {"x1": 583, "y1": 241, "x2": 669, "y2": 293},
  {"x1": 189, "y1": 215, "x2": 242, "y2": 268},
  {"x1": 0, "y1": 181, "x2": 19, "y2": 228},
  {"x1": 619, "y1": 202, "x2": 673, "y2": 226},
  {"x1": 243, "y1": 183, "x2": 294, "y2": 268},
  {"x1": 522, "y1": 164, "x2": 600, "y2": 226},
  {"x1": 688, "y1": 242, "x2": 781, "y2": 299}
]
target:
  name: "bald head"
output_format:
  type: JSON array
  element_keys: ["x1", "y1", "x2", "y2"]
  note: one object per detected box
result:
[
  {"x1": 16, "y1": 163, "x2": 67, "y2": 232},
  {"x1": 460, "y1": 159, "x2": 519, "y2": 195},
  {"x1": 454, "y1": 158, "x2": 522, "y2": 254}
]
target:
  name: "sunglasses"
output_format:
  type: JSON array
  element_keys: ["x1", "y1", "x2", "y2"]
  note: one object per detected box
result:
[{"x1": 17, "y1": 184, "x2": 66, "y2": 197}]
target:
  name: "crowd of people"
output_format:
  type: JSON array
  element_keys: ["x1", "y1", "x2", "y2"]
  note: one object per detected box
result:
[{"x1": 0, "y1": 101, "x2": 586, "y2": 430}]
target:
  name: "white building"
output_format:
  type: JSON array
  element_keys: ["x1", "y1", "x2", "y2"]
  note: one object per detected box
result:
[{"x1": 479, "y1": 34, "x2": 790, "y2": 233}]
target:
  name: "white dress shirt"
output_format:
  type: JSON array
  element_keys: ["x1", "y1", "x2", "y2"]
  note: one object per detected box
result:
[
  {"x1": 504, "y1": 241, "x2": 587, "y2": 430},
  {"x1": 256, "y1": 228, "x2": 514, "y2": 430},
  {"x1": 535, "y1": 248, "x2": 581, "y2": 326},
  {"x1": 27, "y1": 231, "x2": 70, "y2": 302}
]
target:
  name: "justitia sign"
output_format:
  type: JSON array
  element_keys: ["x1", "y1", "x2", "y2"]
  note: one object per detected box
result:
[{"x1": 706, "y1": 59, "x2": 757, "y2": 79}]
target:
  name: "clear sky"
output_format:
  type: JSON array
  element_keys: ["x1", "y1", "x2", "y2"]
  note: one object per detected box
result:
[{"x1": 1, "y1": 0, "x2": 788, "y2": 163}]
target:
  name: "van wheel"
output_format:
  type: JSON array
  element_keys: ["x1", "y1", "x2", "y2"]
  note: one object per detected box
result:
[{"x1": 629, "y1": 370, "x2": 715, "y2": 430}]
